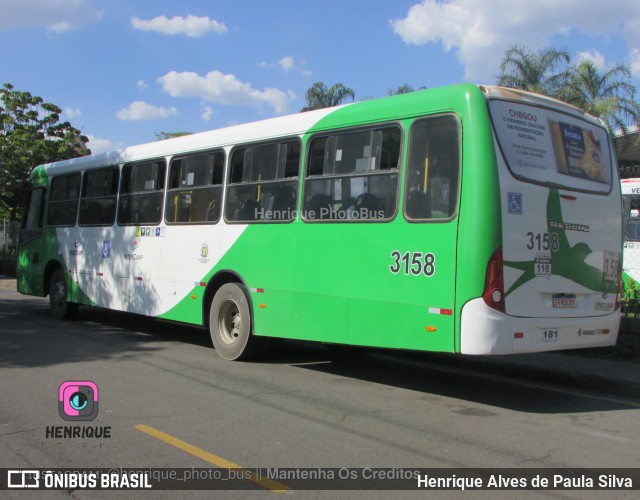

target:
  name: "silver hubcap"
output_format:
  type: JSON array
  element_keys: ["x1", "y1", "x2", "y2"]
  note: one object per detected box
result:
[{"x1": 219, "y1": 300, "x2": 241, "y2": 345}]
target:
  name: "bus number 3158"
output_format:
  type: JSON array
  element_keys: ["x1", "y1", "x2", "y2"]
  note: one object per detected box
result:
[{"x1": 389, "y1": 251, "x2": 436, "y2": 277}]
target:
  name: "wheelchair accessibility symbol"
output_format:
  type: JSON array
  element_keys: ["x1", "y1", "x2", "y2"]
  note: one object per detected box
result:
[{"x1": 507, "y1": 192, "x2": 522, "y2": 215}]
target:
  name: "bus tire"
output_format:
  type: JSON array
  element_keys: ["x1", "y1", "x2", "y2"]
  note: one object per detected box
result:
[
  {"x1": 209, "y1": 282, "x2": 263, "y2": 360},
  {"x1": 49, "y1": 268, "x2": 78, "y2": 320}
]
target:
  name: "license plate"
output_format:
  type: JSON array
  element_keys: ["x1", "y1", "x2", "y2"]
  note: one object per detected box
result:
[{"x1": 552, "y1": 294, "x2": 577, "y2": 308}]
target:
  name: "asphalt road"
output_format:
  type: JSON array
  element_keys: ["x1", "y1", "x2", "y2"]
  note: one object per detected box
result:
[{"x1": 1, "y1": 279, "x2": 639, "y2": 498}]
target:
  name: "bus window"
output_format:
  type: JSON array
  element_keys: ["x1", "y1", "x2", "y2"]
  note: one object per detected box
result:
[
  {"x1": 405, "y1": 116, "x2": 459, "y2": 221},
  {"x1": 79, "y1": 166, "x2": 119, "y2": 226},
  {"x1": 118, "y1": 160, "x2": 166, "y2": 225},
  {"x1": 47, "y1": 174, "x2": 81, "y2": 227},
  {"x1": 166, "y1": 150, "x2": 224, "y2": 224},
  {"x1": 22, "y1": 187, "x2": 45, "y2": 231},
  {"x1": 225, "y1": 140, "x2": 299, "y2": 223},
  {"x1": 489, "y1": 100, "x2": 612, "y2": 194},
  {"x1": 303, "y1": 126, "x2": 400, "y2": 221}
]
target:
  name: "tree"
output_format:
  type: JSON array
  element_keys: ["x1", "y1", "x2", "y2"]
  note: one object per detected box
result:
[
  {"x1": 1, "y1": 83, "x2": 90, "y2": 221},
  {"x1": 497, "y1": 45, "x2": 571, "y2": 96},
  {"x1": 387, "y1": 84, "x2": 427, "y2": 96},
  {"x1": 497, "y1": 46, "x2": 640, "y2": 140},
  {"x1": 301, "y1": 82, "x2": 355, "y2": 111},
  {"x1": 560, "y1": 60, "x2": 640, "y2": 137}
]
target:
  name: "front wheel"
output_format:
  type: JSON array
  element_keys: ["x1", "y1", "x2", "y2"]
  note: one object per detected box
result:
[
  {"x1": 209, "y1": 283, "x2": 265, "y2": 360},
  {"x1": 49, "y1": 268, "x2": 78, "y2": 320}
]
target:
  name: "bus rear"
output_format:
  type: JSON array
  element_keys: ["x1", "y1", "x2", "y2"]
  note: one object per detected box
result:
[{"x1": 461, "y1": 87, "x2": 622, "y2": 354}]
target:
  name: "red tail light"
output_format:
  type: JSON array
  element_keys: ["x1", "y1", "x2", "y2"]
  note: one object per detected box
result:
[{"x1": 483, "y1": 246, "x2": 505, "y2": 313}]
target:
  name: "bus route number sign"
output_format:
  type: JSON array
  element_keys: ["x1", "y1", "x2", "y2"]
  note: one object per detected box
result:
[{"x1": 389, "y1": 251, "x2": 436, "y2": 277}]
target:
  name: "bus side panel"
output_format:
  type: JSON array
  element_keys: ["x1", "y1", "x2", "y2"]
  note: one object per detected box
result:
[
  {"x1": 345, "y1": 221, "x2": 457, "y2": 352},
  {"x1": 206, "y1": 219, "x2": 457, "y2": 352}
]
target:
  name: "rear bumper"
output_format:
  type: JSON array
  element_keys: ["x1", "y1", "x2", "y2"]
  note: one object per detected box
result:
[{"x1": 460, "y1": 298, "x2": 620, "y2": 355}]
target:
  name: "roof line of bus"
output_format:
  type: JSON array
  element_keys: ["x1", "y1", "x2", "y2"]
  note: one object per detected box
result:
[
  {"x1": 38, "y1": 104, "x2": 345, "y2": 174},
  {"x1": 36, "y1": 83, "x2": 486, "y2": 173}
]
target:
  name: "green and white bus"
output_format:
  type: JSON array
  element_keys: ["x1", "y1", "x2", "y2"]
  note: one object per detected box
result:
[{"x1": 17, "y1": 84, "x2": 622, "y2": 359}]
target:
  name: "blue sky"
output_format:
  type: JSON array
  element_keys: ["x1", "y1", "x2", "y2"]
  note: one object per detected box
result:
[{"x1": 2, "y1": 0, "x2": 640, "y2": 154}]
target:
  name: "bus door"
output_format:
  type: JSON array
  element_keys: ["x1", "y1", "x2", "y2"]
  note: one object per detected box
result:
[
  {"x1": 116, "y1": 160, "x2": 166, "y2": 315},
  {"x1": 17, "y1": 185, "x2": 47, "y2": 296},
  {"x1": 489, "y1": 98, "x2": 621, "y2": 325},
  {"x1": 382, "y1": 114, "x2": 461, "y2": 352}
]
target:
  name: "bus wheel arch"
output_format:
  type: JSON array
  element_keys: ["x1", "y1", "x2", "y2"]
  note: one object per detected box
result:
[{"x1": 43, "y1": 260, "x2": 62, "y2": 298}]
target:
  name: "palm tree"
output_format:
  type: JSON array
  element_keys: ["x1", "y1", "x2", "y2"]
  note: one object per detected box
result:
[
  {"x1": 301, "y1": 82, "x2": 355, "y2": 111},
  {"x1": 387, "y1": 84, "x2": 427, "y2": 96},
  {"x1": 497, "y1": 45, "x2": 571, "y2": 96},
  {"x1": 561, "y1": 60, "x2": 640, "y2": 137}
]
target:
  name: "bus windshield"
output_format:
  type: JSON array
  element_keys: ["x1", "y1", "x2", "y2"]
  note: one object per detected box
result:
[{"x1": 489, "y1": 99, "x2": 612, "y2": 194}]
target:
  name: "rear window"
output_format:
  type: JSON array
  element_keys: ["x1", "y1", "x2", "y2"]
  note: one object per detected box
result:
[{"x1": 489, "y1": 100, "x2": 612, "y2": 193}]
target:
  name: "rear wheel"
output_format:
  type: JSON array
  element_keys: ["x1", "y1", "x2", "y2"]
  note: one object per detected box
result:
[
  {"x1": 49, "y1": 268, "x2": 77, "y2": 320},
  {"x1": 209, "y1": 283, "x2": 264, "y2": 360}
]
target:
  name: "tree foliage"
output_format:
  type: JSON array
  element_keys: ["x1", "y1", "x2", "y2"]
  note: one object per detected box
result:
[
  {"x1": 301, "y1": 82, "x2": 355, "y2": 111},
  {"x1": 0, "y1": 83, "x2": 90, "y2": 220},
  {"x1": 387, "y1": 84, "x2": 427, "y2": 96},
  {"x1": 559, "y1": 60, "x2": 640, "y2": 137},
  {"x1": 497, "y1": 46, "x2": 640, "y2": 138},
  {"x1": 497, "y1": 45, "x2": 571, "y2": 96}
]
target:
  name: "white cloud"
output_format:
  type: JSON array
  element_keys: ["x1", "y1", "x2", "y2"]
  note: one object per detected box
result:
[
  {"x1": 576, "y1": 50, "x2": 607, "y2": 70},
  {"x1": 131, "y1": 15, "x2": 227, "y2": 37},
  {"x1": 630, "y1": 49, "x2": 640, "y2": 79},
  {"x1": 137, "y1": 80, "x2": 148, "y2": 90},
  {"x1": 48, "y1": 22, "x2": 71, "y2": 34},
  {"x1": 278, "y1": 56, "x2": 295, "y2": 72},
  {"x1": 260, "y1": 56, "x2": 310, "y2": 76},
  {"x1": 158, "y1": 70, "x2": 295, "y2": 114},
  {"x1": 0, "y1": 0, "x2": 103, "y2": 33},
  {"x1": 201, "y1": 106, "x2": 214, "y2": 121},
  {"x1": 116, "y1": 101, "x2": 178, "y2": 121},
  {"x1": 86, "y1": 135, "x2": 117, "y2": 154},
  {"x1": 391, "y1": 0, "x2": 640, "y2": 82},
  {"x1": 64, "y1": 107, "x2": 82, "y2": 118}
]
